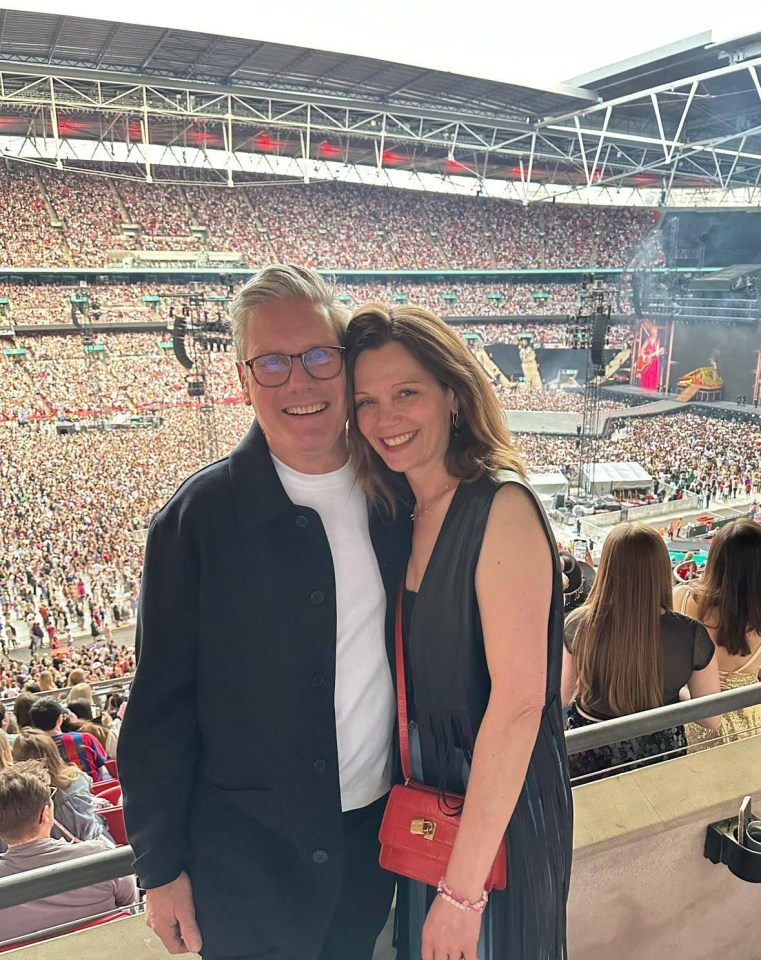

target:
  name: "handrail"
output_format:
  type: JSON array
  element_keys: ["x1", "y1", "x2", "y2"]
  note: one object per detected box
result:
[
  {"x1": 564, "y1": 682, "x2": 761, "y2": 753},
  {"x1": 0, "y1": 683, "x2": 759, "y2": 912},
  {"x1": 1, "y1": 675, "x2": 135, "y2": 710},
  {"x1": 0, "y1": 846, "x2": 134, "y2": 910}
]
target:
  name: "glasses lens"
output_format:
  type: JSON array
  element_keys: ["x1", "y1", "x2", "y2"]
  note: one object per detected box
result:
[
  {"x1": 303, "y1": 347, "x2": 343, "y2": 380},
  {"x1": 252, "y1": 354, "x2": 291, "y2": 386}
]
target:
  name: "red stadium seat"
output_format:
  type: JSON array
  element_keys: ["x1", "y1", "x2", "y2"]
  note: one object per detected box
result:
[
  {"x1": 98, "y1": 805, "x2": 129, "y2": 846},
  {"x1": 91, "y1": 777, "x2": 120, "y2": 796},
  {"x1": 97, "y1": 785, "x2": 123, "y2": 806},
  {"x1": 104, "y1": 759, "x2": 118, "y2": 779}
]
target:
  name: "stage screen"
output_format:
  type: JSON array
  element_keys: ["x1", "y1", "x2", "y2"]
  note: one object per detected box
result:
[{"x1": 671, "y1": 322, "x2": 761, "y2": 399}]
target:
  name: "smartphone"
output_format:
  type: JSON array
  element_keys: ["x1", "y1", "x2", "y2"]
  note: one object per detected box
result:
[
  {"x1": 738, "y1": 795, "x2": 752, "y2": 847},
  {"x1": 573, "y1": 538, "x2": 588, "y2": 562}
]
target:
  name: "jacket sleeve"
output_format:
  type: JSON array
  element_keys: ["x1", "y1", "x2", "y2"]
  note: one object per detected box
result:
[{"x1": 117, "y1": 503, "x2": 200, "y2": 888}]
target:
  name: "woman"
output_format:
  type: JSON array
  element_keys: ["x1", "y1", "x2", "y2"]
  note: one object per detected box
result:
[
  {"x1": 347, "y1": 304, "x2": 572, "y2": 960},
  {"x1": 674, "y1": 518, "x2": 761, "y2": 746},
  {"x1": 66, "y1": 698, "x2": 114, "y2": 754},
  {"x1": 11, "y1": 728, "x2": 114, "y2": 844},
  {"x1": 562, "y1": 523, "x2": 721, "y2": 781},
  {"x1": 12, "y1": 690, "x2": 35, "y2": 730}
]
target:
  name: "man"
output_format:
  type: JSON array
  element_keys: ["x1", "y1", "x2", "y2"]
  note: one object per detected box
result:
[
  {"x1": 0, "y1": 761, "x2": 136, "y2": 943},
  {"x1": 30, "y1": 695, "x2": 109, "y2": 783},
  {"x1": 119, "y1": 265, "x2": 408, "y2": 960}
]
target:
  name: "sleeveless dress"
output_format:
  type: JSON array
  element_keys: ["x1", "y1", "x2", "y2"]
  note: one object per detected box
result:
[
  {"x1": 396, "y1": 472, "x2": 572, "y2": 960},
  {"x1": 680, "y1": 588, "x2": 761, "y2": 748}
]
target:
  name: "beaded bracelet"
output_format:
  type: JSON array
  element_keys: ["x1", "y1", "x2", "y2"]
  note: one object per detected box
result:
[{"x1": 436, "y1": 877, "x2": 489, "y2": 914}]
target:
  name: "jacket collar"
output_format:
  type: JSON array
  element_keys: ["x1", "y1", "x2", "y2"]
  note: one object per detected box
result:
[{"x1": 228, "y1": 420, "x2": 294, "y2": 532}]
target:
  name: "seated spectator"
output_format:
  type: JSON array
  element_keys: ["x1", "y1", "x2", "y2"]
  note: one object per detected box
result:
[
  {"x1": 29, "y1": 696, "x2": 109, "y2": 782},
  {"x1": 13, "y1": 691, "x2": 35, "y2": 730},
  {"x1": 66, "y1": 669, "x2": 87, "y2": 688},
  {"x1": 561, "y1": 522, "x2": 722, "y2": 781},
  {"x1": 675, "y1": 518, "x2": 761, "y2": 747},
  {"x1": 11, "y1": 729, "x2": 113, "y2": 844},
  {"x1": 67, "y1": 682, "x2": 101, "y2": 712},
  {"x1": 0, "y1": 761, "x2": 135, "y2": 944},
  {"x1": 66, "y1": 699, "x2": 113, "y2": 754},
  {"x1": 37, "y1": 670, "x2": 56, "y2": 692}
]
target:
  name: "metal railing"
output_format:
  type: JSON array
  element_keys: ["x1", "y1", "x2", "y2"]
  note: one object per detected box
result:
[
  {"x1": 0, "y1": 683, "x2": 759, "y2": 917},
  {"x1": 565, "y1": 682, "x2": 761, "y2": 752},
  {"x1": 1, "y1": 675, "x2": 134, "y2": 710}
]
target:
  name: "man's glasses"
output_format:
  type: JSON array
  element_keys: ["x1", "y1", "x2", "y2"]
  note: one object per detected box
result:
[
  {"x1": 243, "y1": 346, "x2": 345, "y2": 388},
  {"x1": 39, "y1": 786, "x2": 57, "y2": 823}
]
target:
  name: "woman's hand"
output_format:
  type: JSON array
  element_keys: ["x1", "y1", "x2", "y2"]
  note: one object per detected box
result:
[{"x1": 421, "y1": 895, "x2": 482, "y2": 960}]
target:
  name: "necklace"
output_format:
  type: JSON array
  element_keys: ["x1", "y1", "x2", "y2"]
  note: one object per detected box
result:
[{"x1": 411, "y1": 481, "x2": 454, "y2": 521}]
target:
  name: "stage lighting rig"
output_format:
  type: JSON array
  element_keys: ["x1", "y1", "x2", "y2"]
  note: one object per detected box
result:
[
  {"x1": 574, "y1": 280, "x2": 611, "y2": 495},
  {"x1": 166, "y1": 289, "x2": 234, "y2": 463}
]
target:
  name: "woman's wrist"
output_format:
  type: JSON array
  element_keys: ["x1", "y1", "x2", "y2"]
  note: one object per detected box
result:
[{"x1": 437, "y1": 877, "x2": 489, "y2": 914}]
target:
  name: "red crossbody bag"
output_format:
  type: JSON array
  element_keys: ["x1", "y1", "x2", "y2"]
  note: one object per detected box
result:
[{"x1": 378, "y1": 587, "x2": 507, "y2": 890}]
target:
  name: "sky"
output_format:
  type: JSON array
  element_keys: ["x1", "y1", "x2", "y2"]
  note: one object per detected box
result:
[{"x1": 5, "y1": 0, "x2": 761, "y2": 89}]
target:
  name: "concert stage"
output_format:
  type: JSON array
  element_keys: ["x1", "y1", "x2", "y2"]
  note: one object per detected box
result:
[
  {"x1": 603, "y1": 384, "x2": 761, "y2": 420},
  {"x1": 507, "y1": 411, "x2": 582, "y2": 435}
]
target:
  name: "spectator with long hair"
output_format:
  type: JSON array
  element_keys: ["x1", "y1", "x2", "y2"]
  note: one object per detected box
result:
[
  {"x1": 11, "y1": 729, "x2": 113, "y2": 843},
  {"x1": 562, "y1": 522, "x2": 722, "y2": 780},
  {"x1": 674, "y1": 518, "x2": 761, "y2": 746},
  {"x1": 13, "y1": 691, "x2": 35, "y2": 730}
]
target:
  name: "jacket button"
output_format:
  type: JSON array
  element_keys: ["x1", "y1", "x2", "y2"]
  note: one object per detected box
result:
[
  {"x1": 311, "y1": 674, "x2": 324, "y2": 687},
  {"x1": 312, "y1": 849, "x2": 328, "y2": 864},
  {"x1": 313, "y1": 758, "x2": 326, "y2": 773},
  {"x1": 295, "y1": 515, "x2": 309, "y2": 528},
  {"x1": 310, "y1": 590, "x2": 324, "y2": 605}
]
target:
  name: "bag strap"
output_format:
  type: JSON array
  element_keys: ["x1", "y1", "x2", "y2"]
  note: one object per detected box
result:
[
  {"x1": 53, "y1": 818, "x2": 81, "y2": 844},
  {"x1": 395, "y1": 583, "x2": 412, "y2": 784},
  {"x1": 738, "y1": 640, "x2": 761, "y2": 672}
]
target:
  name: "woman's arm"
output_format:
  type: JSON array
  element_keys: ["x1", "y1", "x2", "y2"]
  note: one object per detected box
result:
[
  {"x1": 421, "y1": 484, "x2": 552, "y2": 960},
  {"x1": 686, "y1": 657, "x2": 723, "y2": 730},
  {"x1": 561, "y1": 645, "x2": 577, "y2": 706}
]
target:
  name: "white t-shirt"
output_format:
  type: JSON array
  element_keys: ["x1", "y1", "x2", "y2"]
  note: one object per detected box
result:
[{"x1": 272, "y1": 455, "x2": 395, "y2": 811}]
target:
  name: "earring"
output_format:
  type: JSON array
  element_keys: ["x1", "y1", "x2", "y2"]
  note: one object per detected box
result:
[{"x1": 451, "y1": 410, "x2": 459, "y2": 434}]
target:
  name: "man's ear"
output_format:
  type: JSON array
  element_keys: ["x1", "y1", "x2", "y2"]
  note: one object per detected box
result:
[{"x1": 236, "y1": 363, "x2": 253, "y2": 408}]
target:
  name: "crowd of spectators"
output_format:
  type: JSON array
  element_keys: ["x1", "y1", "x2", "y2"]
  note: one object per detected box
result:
[
  {"x1": 0, "y1": 405, "x2": 252, "y2": 649},
  {"x1": 510, "y1": 412, "x2": 761, "y2": 495},
  {"x1": 0, "y1": 163, "x2": 656, "y2": 270},
  {"x1": 1, "y1": 317, "x2": 638, "y2": 422},
  {"x1": 3, "y1": 280, "x2": 633, "y2": 330},
  {"x1": 0, "y1": 641, "x2": 135, "y2": 700}
]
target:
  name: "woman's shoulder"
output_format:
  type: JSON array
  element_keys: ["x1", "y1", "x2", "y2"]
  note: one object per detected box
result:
[
  {"x1": 662, "y1": 609, "x2": 701, "y2": 633},
  {"x1": 661, "y1": 609, "x2": 712, "y2": 647}
]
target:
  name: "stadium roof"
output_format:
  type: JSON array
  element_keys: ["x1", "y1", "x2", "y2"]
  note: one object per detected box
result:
[{"x1": 0, "y1": 9, "x2": 761, "y2": 200}]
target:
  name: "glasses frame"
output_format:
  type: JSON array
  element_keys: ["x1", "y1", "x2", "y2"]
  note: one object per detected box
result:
[{"x1": 242, "y1": 345, "x2": 346, "y2": 388}]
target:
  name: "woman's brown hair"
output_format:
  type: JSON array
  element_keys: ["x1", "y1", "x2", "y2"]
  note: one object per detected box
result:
[
  {"x1": 566, "y1": 522, "x2": 673, "y2": 716},
  {"x1": 693, "y1": 518, "x2": 761, "y2": 656},
  {"x1": 13, "y1": 691, "x2": 35, "y2": 730},
  {"x1": 11, "y1": 728, "x2": 80, "y2": 789},
  {"x1": 345, "y1": 303, "x2": 525, "y2": 513}
]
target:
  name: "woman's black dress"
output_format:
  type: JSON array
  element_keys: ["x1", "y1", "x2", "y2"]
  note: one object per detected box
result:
[{"x1": 396, "y1": 472, "x2": 573, "y2": 960}]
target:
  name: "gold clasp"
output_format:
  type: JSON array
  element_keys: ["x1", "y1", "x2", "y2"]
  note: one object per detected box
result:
[{"x1": 410, "y1": 817, "x2": 437, "y2": 841}]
